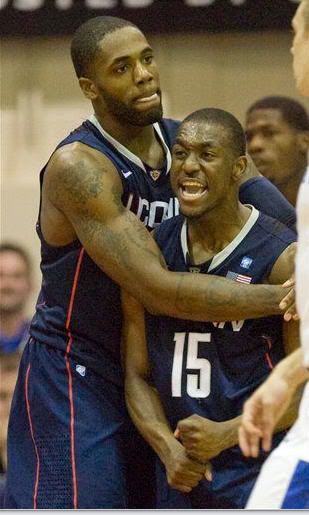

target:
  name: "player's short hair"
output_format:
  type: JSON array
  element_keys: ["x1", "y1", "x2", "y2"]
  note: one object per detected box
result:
[
  {"x1": 71, "y1": 16, "x2": 137, "y2": 78},
  {"x1": 247, "y1": 95, "x2": 309, "y2": 132},
  {"x1": 0, "y1": 242, "x2": 32, "y2": 275},
  {"x1": 181, "y1": 108, "x2": 246, "y2": 157}
]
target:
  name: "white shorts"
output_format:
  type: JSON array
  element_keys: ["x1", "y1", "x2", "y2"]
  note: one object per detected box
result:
[{"x1": 246, "y1": 383, "x2": 309, "y2": 509}]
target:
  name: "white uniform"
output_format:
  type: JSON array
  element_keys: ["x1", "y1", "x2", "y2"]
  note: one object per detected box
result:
[{"x1": 246, "y1": 166, "x2": 309, "y2": 509}]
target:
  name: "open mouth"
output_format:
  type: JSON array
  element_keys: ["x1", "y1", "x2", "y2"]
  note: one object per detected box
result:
[{"x1": 179, "y1": 181, "x2": 208, "y2": 200}]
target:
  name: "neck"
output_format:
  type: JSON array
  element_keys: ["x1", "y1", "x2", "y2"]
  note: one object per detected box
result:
[
  {"x1": 94, "y1": 111, "x2": 165, "y2": 167},
  {"x1": 0, "y1": 311, "x2": 26, "y2": 337},
  {"x1": 95, "y1": 111, "x2": 153, "y2": 150},
  {"x1": 187, "y1": 202, "x2": 251, "y2": 265}
]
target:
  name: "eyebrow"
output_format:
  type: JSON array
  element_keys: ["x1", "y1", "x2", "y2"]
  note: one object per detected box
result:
[
  {"x1": 111, "y1": 46, "x2": 153, "y2": 65},
  {"x1": 175, "y1": 138, "x2": 216, "y2": 148}
]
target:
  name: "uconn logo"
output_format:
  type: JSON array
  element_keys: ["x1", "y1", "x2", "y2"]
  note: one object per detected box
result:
[{"x1": 126, "y1": 194, "x2": 179, "y2": 229}]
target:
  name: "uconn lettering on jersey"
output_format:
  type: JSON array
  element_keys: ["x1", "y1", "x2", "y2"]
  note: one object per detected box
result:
[
  {"x1": 126, "y1": 193, "x2": 179, "y2": 229},
  {"x1": 213, "y1": 320, "x2": 245, "y2": 331}
]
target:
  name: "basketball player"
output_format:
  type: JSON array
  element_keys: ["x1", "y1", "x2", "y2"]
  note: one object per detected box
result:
[
  {"x1": 123, "y1": 108, "x2": 300, "y2": 508},
  {"x1": 239, "y1": 0, "x2": 309, "y2": 508},
  {"x1": 245, "y1": 95, "x2": 309, "y2": 206},
  {"x1": 4, "y1": 17, "x2": 297, "y2": 509}
]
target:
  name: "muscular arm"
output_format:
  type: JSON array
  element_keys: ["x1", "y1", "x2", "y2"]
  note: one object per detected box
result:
[
  {"x1": 43, "y1": 143, "x2": 287, "y2": 321},
  {"x1": 122, "y1": 290, "x2": 208, "y2": 492}
]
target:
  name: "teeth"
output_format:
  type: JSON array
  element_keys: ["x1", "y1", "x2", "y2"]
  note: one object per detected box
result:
[{"x1": 181, "y1": 182, "x2": 207, "y2": 197}]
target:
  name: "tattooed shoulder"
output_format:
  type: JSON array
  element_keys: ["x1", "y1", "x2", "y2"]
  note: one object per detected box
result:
[{"x1": 48, "y1": 145, "x2": 112, "y2": 206}]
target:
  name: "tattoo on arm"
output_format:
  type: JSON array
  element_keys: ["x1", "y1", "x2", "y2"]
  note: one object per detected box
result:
[{"x1": 61, "y1": 160, "x2": 105, "y2": 205}]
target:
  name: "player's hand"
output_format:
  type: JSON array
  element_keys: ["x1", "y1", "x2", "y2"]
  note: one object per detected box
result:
[
  {"x1": 163, "y1": 439, "x2": 211, "y2": 493},
  {"x1": 238, "y1": 372, "x2": 293, "y2": 458},
  {"x1": 174, "y1": 414, "x2": 226, "y2": 461},
  {"x1": 280, "y1": 276, "x2": 298, "y2": 322}
]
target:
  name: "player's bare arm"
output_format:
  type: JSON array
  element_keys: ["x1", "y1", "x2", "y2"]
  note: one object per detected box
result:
[
  {"x1": 42, "y1": 144, "x2": 293, "y2": 322},
  {"x1": 122, "y1": 290, "x2": 210, "y2": 493}
]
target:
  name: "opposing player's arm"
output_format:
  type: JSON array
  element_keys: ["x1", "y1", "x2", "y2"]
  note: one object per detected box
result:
[
  {"x1": 44, "y1": 144, "x2": 289, "y2": 321},
  {"x1": 239, "y1": 348, "x2": 309, "y2": 458},
  {"x1": 267, "y1": 241, "x2": 302, "y2": 427},
  {"x1": 122, "y1": 290, "x2": 208, "y2": 492}
]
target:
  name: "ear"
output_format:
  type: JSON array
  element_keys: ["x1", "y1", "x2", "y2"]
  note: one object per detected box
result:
[
  {"x1": 296, "y1": 131, "x2": 309, "y2": 154},
  {"x1": 232, "y1": 155, "x2": 247, "y2": 182},
  {"x1": 78, "y1": 77, "x2": 98, "y2": 100}
]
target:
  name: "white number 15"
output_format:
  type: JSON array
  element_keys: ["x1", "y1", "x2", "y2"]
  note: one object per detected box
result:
[{"x1": 171, "y1": 332, "x2": 211, "y2": 398}]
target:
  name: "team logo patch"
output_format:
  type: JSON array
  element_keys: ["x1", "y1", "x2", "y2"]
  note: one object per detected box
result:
[
  {"x1": 240, "y1": 256, "x2": 253, "y2": 269},
  {"x1": 149, "y1": 169, "x2": 161, "y2": 181},
  {"x1": 76, "y1": 364, "x2": 86, "y2": 376},
  {"x1": 121, "y1": 169, "x2": 132, "y2": 179},
  {"x1": 226, "y1": 271, "x2": 252, "y2": 284}
]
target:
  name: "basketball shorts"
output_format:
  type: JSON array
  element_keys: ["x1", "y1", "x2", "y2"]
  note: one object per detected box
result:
[{"x1": 4, "y1": 338, "x2": 128, "y2": 509}]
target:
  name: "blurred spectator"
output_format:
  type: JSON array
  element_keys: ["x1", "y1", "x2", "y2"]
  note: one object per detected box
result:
[
  {"x1": 0, "y1": 351, "x2": 20, "y2": 507},
  {"x1": 0, "y1": 243, "x2": 32, "y2": 354},
  {"x1": 245, "y1": 95, "x2": 309, "y2": 206}
]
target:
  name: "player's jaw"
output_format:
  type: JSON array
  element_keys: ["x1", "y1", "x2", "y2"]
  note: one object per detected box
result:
[{"x1": 100, "y1": 85, "x2": 163, "y2": 126}]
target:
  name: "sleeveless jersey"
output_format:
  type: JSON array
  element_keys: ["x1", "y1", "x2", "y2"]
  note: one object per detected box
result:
[
  {"x1": 30, "y1": 117, "x2": 179, "y2": 385},
  {"x1": 146, "y1": 207, "x2": 296, "y2": 428}
]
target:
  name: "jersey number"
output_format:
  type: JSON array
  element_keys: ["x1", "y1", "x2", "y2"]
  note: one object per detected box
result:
[{"x1": 172, "y1": 332, "x2": 211, "y2": 398}]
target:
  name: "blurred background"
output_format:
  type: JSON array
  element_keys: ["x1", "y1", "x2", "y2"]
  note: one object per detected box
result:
[{"x1": 1, "y1": 0, "x2": 309, "y2": 314}]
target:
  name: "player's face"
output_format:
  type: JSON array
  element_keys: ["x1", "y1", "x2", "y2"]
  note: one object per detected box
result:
[
  {"x1": 291, "y1": 2, "x2": 309, "y2": 96},
  {"x1": 245, "y1": 109, "x2": 305, "y2": 188},
  {"x1": 0, "y1": 251, "x2": 31, "y2": 314},
  {"x1": 171, "y1": 122, "x2": 240, "y2": 219},
  {"x1": 90, "y1": 26, "x2": 162, "y2": 126}
]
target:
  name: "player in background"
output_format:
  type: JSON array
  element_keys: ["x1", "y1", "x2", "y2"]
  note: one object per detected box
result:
[{"x1": 245, "y1": 95, "x2": 309, "y2": 206}]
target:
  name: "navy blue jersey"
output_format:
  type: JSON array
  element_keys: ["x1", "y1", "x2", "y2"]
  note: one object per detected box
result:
[
  {"x1": 30, "y1": 117, "x2": 179, "y2": 385},
  {"x1": 146, "y1": 207, "x2": 296, "y2": 428}
]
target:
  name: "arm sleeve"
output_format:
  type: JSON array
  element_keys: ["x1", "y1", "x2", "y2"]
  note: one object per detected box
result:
[{"x1": 239, "y1": 176, "x2": 296, "y2": 232}]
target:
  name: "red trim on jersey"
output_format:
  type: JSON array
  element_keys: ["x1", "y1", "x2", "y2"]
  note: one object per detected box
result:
[
  {"x1": 65, "y1": 247, "x2": 85, "y2": 509},
  {"x1": 262, "y1": 335, "x2": 274, "y2": 370},
  {"x1": 25, "y1": 364, "x2": 40, "y2": 509},
  {"x1": 265, "y1": 352, "x2": 274, "y2": 370},
  {"x1": 65, "y1": 247, "x2": 85, "y2": 334}
]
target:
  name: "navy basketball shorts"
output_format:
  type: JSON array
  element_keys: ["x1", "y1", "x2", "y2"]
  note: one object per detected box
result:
[{"x1": 4, "y1": 338, "x2": 128, "y2": 509}]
